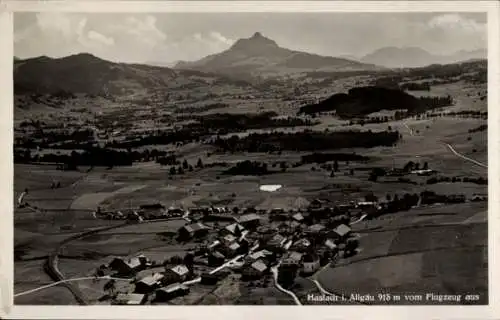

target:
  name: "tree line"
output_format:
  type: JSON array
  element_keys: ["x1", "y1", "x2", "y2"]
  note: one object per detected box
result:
[{"x1": 210, "y1": 129, "x2": 401, "y2": 153}]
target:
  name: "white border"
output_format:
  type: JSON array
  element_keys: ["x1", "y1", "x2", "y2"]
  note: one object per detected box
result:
[{"x1": 1, "y1": 1, "x2": 499, "y2": 319}]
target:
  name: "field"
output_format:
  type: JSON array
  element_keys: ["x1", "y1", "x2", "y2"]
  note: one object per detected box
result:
[{"x1": 13, "y1": 64, "x2": 488, "y2": 305}]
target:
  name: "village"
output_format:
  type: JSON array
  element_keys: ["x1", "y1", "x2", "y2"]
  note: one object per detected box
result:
[
  {"x1": 92, "y1": 197, "x2": 363, "y2": 305},
  {"x1": 88, "y1": 171, "x2": 487, "y2": 306}
]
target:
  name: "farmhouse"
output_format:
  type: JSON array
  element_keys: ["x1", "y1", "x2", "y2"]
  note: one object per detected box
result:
[
  {"x1": 221, "y1": 242, "x2": 241, "y2": 258},
  {"x1": 291, "y1": 238, "x2": 311, "y2": 252},
  {"x1": 242, "y1": 260, "x2": 268, "y2": 280},
  {"x1": 221, "y1": 223, "x2": 245, "y2": 236},
  {"x1": 108, "y1": 257, "x2": 145, "y2": 275},
  {"x1": 291, "y1": 212, "x2": 304, "y2": 222},
  {"x1": 134, "y1": 273, "x2": 165, "y2": 294},
  {"x1": 165, "y1": 264, "x2": 190, "y2": 283},
  {"x1": 307, "y1": 224, "x2": 326, "y2": 234},
  {"x1": 222, "y1": 234, "x2": 238, "y2": 245},
  {"x1": 236, "y1": 213, "x2": 261, "y2": 229},
  {"x1": 329, "y1": 224, "x2": 351, "y2": 242},
  {"x1": 265, "y1": 233, "x2": 287, "y2": 252},
  {"x1": 113, "y1": 293, "x2": 147, "y2": 305},
  {"x1": 178, "y1": 222, "x2": 210, "y2": 240},
  {"x1": 283, "y1": 251, "x2": 303, "y2": 265},
  {"x1": 155, "y1": 283, "x2": 190, "y2": 302},
  {"x1": 246, "y1": 249, "x2": 274, "y2": 263}
]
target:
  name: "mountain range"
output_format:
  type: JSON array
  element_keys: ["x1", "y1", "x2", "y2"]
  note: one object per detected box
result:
[
  {"x1": 14, "y1": 53, "x2": 182, "y2": 96},
  {"x1": 359, "y1": 47, "x2": 487, "y2": 68},
  {"x1": 174, "y1": 32, "x2": 383, "y2": 75}
]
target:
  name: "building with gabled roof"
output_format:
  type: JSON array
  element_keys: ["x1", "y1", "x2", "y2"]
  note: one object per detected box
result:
[
  {"x1": 178, "y1": 222, "x2": 210, "y2": 240},
  {"x1": 222, "y1": 223, "x2": 245, "y2": 236},
  {"x1": 165, "y1": 264, "x2": 190, "y2": 283},
  {"x1": 235, "y1": 213, "x2": 261, "y2": 229},
  {"x1": 135, "y1": 273, "x2": 165, "y2": 294},
  {"x1": 155, "y1": 283, "x2": 190, "y2": 302},
  {"x1": 331, "y1": 224, "x2": 351, "y2": 240},
  {"x1": 242, "y1": 259, "x2": 268, "y2": 280}
]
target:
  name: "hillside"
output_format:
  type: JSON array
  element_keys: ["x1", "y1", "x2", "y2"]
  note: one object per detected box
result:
[
  {"x1": 174, "y1": 32, "x2": 383, "y2": 76},
  {"x1": 361, "y1": 47, "x2": 487, "y2": 68}
]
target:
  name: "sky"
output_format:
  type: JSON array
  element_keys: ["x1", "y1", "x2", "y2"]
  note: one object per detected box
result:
[{"x1": 14, "y1": 12, "x2": 487, "y2": 64}]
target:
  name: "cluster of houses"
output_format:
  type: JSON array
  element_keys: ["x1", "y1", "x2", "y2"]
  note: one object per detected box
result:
[
  {"x1": 106, "y1": 253, "x2": 194, "y2": 304},
  {"x1": 98, "y1": 198, "x2": 373, "y2": 304}
]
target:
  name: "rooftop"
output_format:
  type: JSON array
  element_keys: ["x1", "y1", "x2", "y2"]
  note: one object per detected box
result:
[
  {"x1": 170, "y1": 264, "x2": 190, "y2": 276},
  {"x1": 333, "y1": 224, "x2": 352, "y2": 237},
  {"x1": 251, "y1": 260, "x2": 268, "y2": 272},
  {"x1": 183, "y1": 222, "x2": 209, "y2": 233},
  {"x1": 237, "y1": 213, "x2": 261, "y2": 223},
  {"x1": 137, "y1": 273, "x2": 164, "y2": 286}
]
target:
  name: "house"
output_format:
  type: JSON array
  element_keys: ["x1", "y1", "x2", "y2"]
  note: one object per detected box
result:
[
  {"x1": 302, "y1": 253, "x2": 320, "y2": 275},
  {"x1": 108, "y1": 257, "x2": 145, "y2": 275},
  {"x1": 155, "y1": 283, "x2": 190, "y2": 302},
  {"x1": 246, "y1": 249, "x2": 273, "y2": 263},
  {"x1": 222, "y1": 234, "x2": 238, "y2": 245},
  {"x1": 242, "y1": 260, "x2": 268, "y2": 280},
  {"x1": 291, "y1": 213, "x2": 304, "y2": 222},
  {"x1": 178, "y1": 222, "x2": 210, "y2": 240},
  {"x1": 283, "y1": 251, "x2": 303, "y2": 266},
  {"x1": 208, "y1": 251, "x2": 226, "y2": 267},
  {"x1": 113, "y1": 293, "x2": 146, "y2": 305},
  {"x1": 165, "y1": 264, "x2": 190, "y2": 283},
  {"x1": 236, "y1": 213, "x2": 261, "y2": 229},
  {"x1": 291, "y1": 238, "x2": 311, "y2": 252},
  {"x1": 221, "y1": 242, "x2": 240, "y2": 258},
  {"x1": 330, "y1": 224, "x2": 351, "y2": 242},
  {"x1": 265, "y1": 233, "x2": 287, "y2": 252},
  {"x1": 306, "y1": 224, "x2": 326, "y2": 238},
  {"x1": 221, "y1": 223, "x2": 245, "y2": 236},
  {"x1": 134, "y1": 273, "x2": 165, "y2": 294}
]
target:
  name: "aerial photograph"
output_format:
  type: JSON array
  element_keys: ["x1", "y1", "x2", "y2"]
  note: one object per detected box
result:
[{"x1": 13, "y1": 12, "x2": 488, "y2": 305}]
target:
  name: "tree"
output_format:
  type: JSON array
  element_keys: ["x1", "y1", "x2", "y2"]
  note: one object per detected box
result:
[
  {"x1": 386, "y1": 194, "x2": 392, "y2": 201},
  {"x1": 169, "y1": 166, "x2": 176, "y2": 175},
  {"x1": 423, "y1": 162, "x2": 429, "y2": 170},
  {"x1": 183, "y1": 253, "x2": 195, "y2": 272},
  {"x1": 182, "y1": 159, "x2": 189, "y2": 169},
  {"x1": 349, "y1": 169, "x2": 354, "y2": 176},
  {"x1": 178, "y1": 166, "x2": 185, "y2": 174},
  {"x1": 103, "y1": 279, "x2": 116, "y2": 296},
  {"x1": 333, "y1": 160, "x2": 339, "y2": 172},
  {"x1": 196, "y1": 158, "x2": 204, "y2": 168},
  {"x1": 330, "y1": 170, "x2": 335, "y2": 178}
]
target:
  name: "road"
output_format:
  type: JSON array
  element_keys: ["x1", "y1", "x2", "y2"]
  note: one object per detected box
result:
[
  {"x1": 350, "y1": 214, "x2": 368, "y2": 225},
  {"x1": 403, "y1": 122, "x2": 414, "y2": 136},
  {"x1": 14, "y1": 276, "x2": 131, "y2": 298},
  {"x1": 445, "y1": 143, "x2": 488, "y2": 168},
  {"x1": 271, "y1": 262, "x2": 302, "y2": 305}
]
